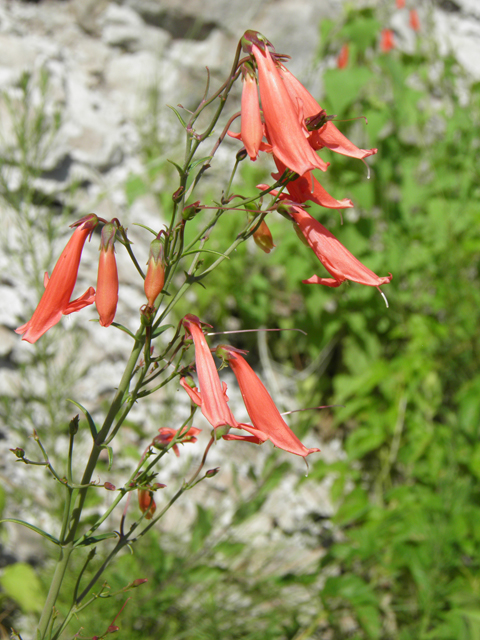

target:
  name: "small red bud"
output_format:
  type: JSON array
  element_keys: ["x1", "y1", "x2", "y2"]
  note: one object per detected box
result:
[
  {"x1": 144, "y1": 239, "x2": 165, "y2": 307},
  {"x1": 96, "y1": 222, "x2": 119, "y2": 327},
  {"x1": 138, "y1": 489, "x2": 156, "y2": 520},
  {"x1": 131, "y1": 578, "x2": 148, "y2": 587},
  {"x1": 205, "y1": 467, "x2": 220, "y2": 478},
  {"x1": 104, "y1": 482, "x2": 116, "y2": 491}
]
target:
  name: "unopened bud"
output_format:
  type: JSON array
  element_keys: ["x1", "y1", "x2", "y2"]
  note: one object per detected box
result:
[
  {"x1": 205, "y1": 467, "x2": 220, "y2": 478},
  {"x1": 252, "y1": 219, "x2": 275, "y2": 253},
  {"x1": 10, "y1": 447, "x2": 25, "y2": 459},
  {"x1": 138, "y1": 489, "x2": 156, "y2": 520},
  {"x1": 104, "y1": 482, "x2": 116, "y2": 491},
  {"x1": 69, "y1": 415, "x2": 79, "y2": 435},
  {"x1": 172, "y1": 186, "x2": 185, "y2": 202},
  {"x1": 131, "y1": 578, "x2": 148, "y2": 588},
  {"x1": 182, "y1": 201, "x2": 201, "y2": 221},
  {"x1": 153, "y1": 482, "x2": 167, "y2": 489},
  {"x1": 236, "y1": 148, "x2": 248, "y2": 162},
  {"x1": 144, "y1": 239, "x2": 165, "y2": 307},
  {"x1": 97, "y1": 222, "x2": 119, "y2": 328},
  {"x1": 107, "y1": 625, "x2": 119, "y2": 634}
]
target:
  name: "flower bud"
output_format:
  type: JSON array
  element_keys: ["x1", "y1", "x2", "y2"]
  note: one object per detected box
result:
[
  {"x1": 10, "y1": 447, "x2": 25, "y2": 459},
  {"x1": 144, "y1": 239, "x2": 165, "y2": 307},
  {"x1": 205, "y1": 467, "x2": 220, "y2": 478},
  {"x1": 96, "y1": 222, "x2": 118, "y2": 327},
  {"x1": 104, "y1": 482, "x2": 116, "y2": 491},
  {"x1": 138, "y1": 489, "x2": 156, "y2": 520},
  {"x1": 182, "y1": 201, "x2": 201, "y2": 221},
  {"x1": 253, "y1": 219, "x2": 275, "y2": 253}
]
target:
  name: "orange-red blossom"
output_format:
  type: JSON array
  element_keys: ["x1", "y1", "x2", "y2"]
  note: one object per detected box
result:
[
  {"x1": 216, "y1": 345, "x2": 320, "y2": 459},
  {"x1": 16, "y1": 214, "x2": 98, "y2": 343},
  {"x1": 283, "y1": 200, "x2": 392, "y2": 291},
  {"x1": 96, "y1": 221, "x2": 118, "y2": 327}
]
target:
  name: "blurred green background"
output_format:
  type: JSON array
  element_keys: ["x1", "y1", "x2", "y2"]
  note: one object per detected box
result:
[{"x1": 2, "y1": 3, "x2": 480, "y2": 639}]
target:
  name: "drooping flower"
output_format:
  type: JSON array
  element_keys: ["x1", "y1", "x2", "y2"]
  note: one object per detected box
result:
[
  {"x1": 251, "y1": 44, "x2": 329, "y2": 176},
  {"x1": 144, "y1": 237, "x2": 165, "y2": 307},
  {"x1": 381, "y1": 29, "x2": 395, "y2": 53},
  {"x1": 152, "y1": 426, "x2": 201, "y2": 457},
  {"x1": 278, "y1": 64, "x2": 377, "y2": 161},
  {"x1": 271, "y1": 159, "x2": 353, "y2": 210},
  {"x1": 16, "y1": 214, "x2": 98, "y2": 343},
  {"x1": 337, "y1": 43, "x2": 349, "y2": 69},
  {"x1": 409, "y1": 9, "x2": 420, "y2": 31},
  {"x1": 96, "y1": 221, "x2": 118, "y2": 327},
  {"x1": 216, "y1": 345, "x2": 320, "y2": 459},
  {"x1": 180, "y1": 315, "x2": 266, "y2": 444},
  {"x1": 283, "y1": 201, "x2": 392, "y2": 290}
]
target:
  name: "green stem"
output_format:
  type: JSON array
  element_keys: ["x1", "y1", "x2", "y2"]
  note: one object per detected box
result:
[{"x1": 36, "y1": 326, "x2": 145, "y2": 639}]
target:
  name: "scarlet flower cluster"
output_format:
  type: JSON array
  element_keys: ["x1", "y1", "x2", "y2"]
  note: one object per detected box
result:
[
  {"x1": 16, "y1": 215, "x2": 122, "y2": 342},
  {"x1": 180, "y1": 315, "x2": 320, "y2": 459},
  {"x1": 231, "y1": 31, "x2": 391, "y2": 296}
]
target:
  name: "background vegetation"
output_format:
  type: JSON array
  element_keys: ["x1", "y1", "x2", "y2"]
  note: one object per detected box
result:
[{"x1": 2, "y1": 4, "x2": 480, "y2": 638}]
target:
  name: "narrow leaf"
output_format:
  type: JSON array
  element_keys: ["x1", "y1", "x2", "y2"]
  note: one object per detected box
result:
[{"x1": 68, "y1": 399, "x2": 98, "y2": 438}]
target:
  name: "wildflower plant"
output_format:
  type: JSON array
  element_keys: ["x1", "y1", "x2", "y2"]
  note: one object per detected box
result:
[{"x1": 6, "y1": 30, "x2": 391, "y2": 638}]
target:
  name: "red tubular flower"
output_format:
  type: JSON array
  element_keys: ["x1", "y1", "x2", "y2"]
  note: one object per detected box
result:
[
  {"x1": 181, "y1": 315, "x2": 268, "y2": 443},
  {"x1": 216, "y1": 345, "x2": 320, "y2": 459},
  {"x1": 381, "y1": 29, "x2": 395, "y2": 53},
  {"x1": 153, "y1": 426, "x2": 201, "y2": 457},
  {"x1": 144, "y1": 238, "x2": 165, "y2": 307},
  {"x1": 409, "y1": 9, "x2": 420, "y2": 31},
  {"x1": 96, "y1": 222, "x2": 118, "y2": 327},
  {"x1": 251, "y1": 44, "x2": 329, "y2": 176},
  {"x1": 15, "y1": 214, "x2": 98, "y2": 343},
  {"x1": 278, "y1": 64, "x2": 377, "y2": 161},
  {"x1": 337, "y1": 43, "x2": 349, "y2": 69},
  {"x1": 284, "y1": 202, "x2": 392, "y2": 290},
  {"x1": 271, "y1": 159, "x2": 353, "y2": 210}
]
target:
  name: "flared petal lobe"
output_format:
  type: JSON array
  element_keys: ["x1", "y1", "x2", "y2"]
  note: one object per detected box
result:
[
  {"x1": 286, "y1": 204, "x2": 392, "y2": 289},
  {"x1": 218, "y1": 346, "x2": 320, "y2": 459},
  {"x1": 252, "y1": 45, "x2": 328, "y2": 176},
  {"x1": 271, "y1": 158, "x2": 353, "y2": 210},
  {"x1": 279, "y1": 64, "x2": 377, "y2": 160},
  {"x1": 15, "y1": 215, "x2": 98, "y2": 343}
]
